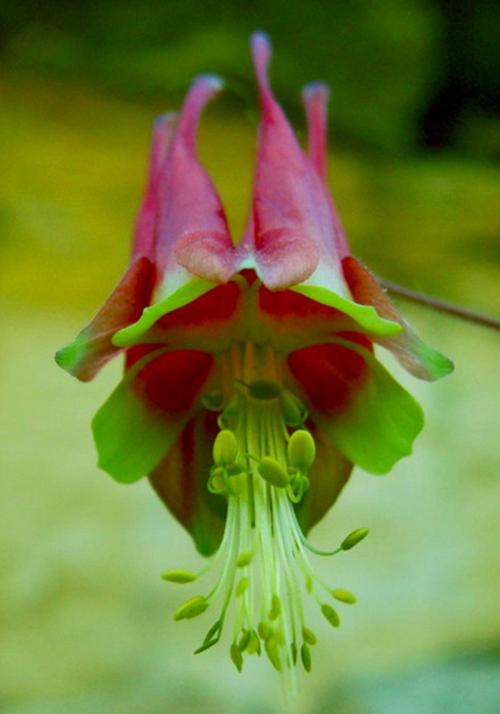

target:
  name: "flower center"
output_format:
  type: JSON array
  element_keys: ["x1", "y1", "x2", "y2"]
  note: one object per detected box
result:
[{"x1": 162, "y1": 341, "x2": 368, "y2": 682}]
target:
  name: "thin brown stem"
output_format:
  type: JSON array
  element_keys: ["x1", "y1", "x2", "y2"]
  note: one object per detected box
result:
[{"x1": 378, "y1": 278, "x2": 500, "y2": 331}]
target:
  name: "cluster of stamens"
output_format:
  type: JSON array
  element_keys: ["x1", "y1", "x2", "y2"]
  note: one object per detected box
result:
[{"x1": 162, "y1": 343, "x2": 368, "y2": 683}]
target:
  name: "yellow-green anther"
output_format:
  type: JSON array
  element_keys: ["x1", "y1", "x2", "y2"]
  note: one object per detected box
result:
[
  {"x1": 321, "y1": 604, "x2": 340, "y2": 628},
  {"x1": 258, "y1": 621, "x2": 269, "y2": 640},
  {"x1": 340, "y1": 527, "x2": 370, "y2": 551},
  {"x1": 269, "y1": 594, "x2": 282, "y2": 620},
  {"x1": 203, "y1": 620, "x2": 222, "y2": 644},
  {"x1": 218, "y1": 400, "x2": 238, "y2": 429},
  {"x1": 305, "y1": 575, "x2": 314, "y2": 593},
  {"x1": 280, "y1": 390, "x2": 307, "y2": 427},
  {"x1": 236, "y1": 551, "x2": 253, "y2": 567},
  {"x1": 236, "y1": 577, "x2": 249, "y2": 597},
  {"x1": 201, "y1": 389, "x2": 224, "y2": 411},
  {"x1": 208, "y1": 467, "x2": 226, "y2": 494},
  {"x1": 291, "y1": 641, "x2": 298, "y2": 665},
  {"x1": 332, "y1": 588, "x2": 357, "y2": 604},
  {"x1": 238, "y1": 630, "x2": 251, "y2": 652},
  {"x1": 287, "y1": 480, "x2": 302, "y2": 504},
  {"x1": 161, "y1": 569, "x2": 197, "y2": 584},
  {"x1": 173, "y1": 595, "x2": 208, "y2": 621},
  {"x1": 230, "y1": 642, "x2": 243, "y2": 672},
  {"x1": 247, "y1": 630, "x2": 261, "y2": 655},
  {"x1": 258, "y1": 457, "x2": 290, "y2": 488},
  {"x1": 246, "y1": 378, "x2": 282, "y2": 400},
  {"x1": 265, "y1": 633, "x2": 282, "y2": 672},
  {"x1": 302, "y1": 627, "x2": 317, "y2": 645},
  {"x1": 287, "y1": 429, "x2": 316, "y2": 472},
  {"x1": 289, "y1": 471, "x2": 310, "y2": 504},
  {"x1": 301, "y1": 643, "x2": 312, "y2": 672},
  {"x1": 213, "y1": 429, "x2": 238, "y2": 467},
  {"x1": 194, "y1": 637, "x2": 219, "y2": 654}
]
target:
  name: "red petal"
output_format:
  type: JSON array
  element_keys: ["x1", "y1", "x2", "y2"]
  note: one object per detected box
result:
[
  {"x1": 132, "y1": 349, "x2": 214, "y2": 415},
  {"x1": 257, "y1": 284, "x2": 372, "y2": 353},
  {"x1": 154, "y1": 281, "x2": 240, "y2": 332},
  {"x1": 259, "y1": 284, "x2": 344, "y2": 320},
  {"x1": 119, "y1": 280, "x2": 244, "y2": 354},
  {"x1": 288, "y1": 343, "x2": 369, "y2": 413},
  {"x1": 287, "y1": 338, "x2": 425, "y2": 474},
  {"x1": 125, "y1": 344, "x2": 166, "y2": 370},
  {"x1": 149, "y1": 410, "x2": 225, "y2": 556},
  {"x1": 92, "y1": 347, "x2": 214, "y2": 484}
]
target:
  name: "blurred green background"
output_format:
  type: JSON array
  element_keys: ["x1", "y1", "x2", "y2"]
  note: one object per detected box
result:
[{"x1": 1, "y1": 2, "x2": 499, "y2": 713}]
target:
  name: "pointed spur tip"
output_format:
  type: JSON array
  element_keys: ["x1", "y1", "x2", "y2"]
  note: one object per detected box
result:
[
  {"x1": 302, "y1": 82, "x2": 330, "y2": 102},
  {"x1": 191, "y1": 73, "x2": 225, "y2": 93},
  {"x1": 153, "y1": 111, "x2": 177, "y2": 130},
  {"x1": 250, "y1": 31, "x2": 272, "y2": 63}
]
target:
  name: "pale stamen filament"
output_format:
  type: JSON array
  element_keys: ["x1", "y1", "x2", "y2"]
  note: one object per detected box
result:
[{"x1": 164, "y1": 340, "x2": 367, "y2": 678}]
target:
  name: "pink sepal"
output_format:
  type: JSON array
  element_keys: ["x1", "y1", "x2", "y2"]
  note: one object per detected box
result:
[
  {"x1": 55, "y1": 257, "x2": 155, "y2": 381},
  {"x1": 132, "y1": 113, "x2": 177, "y2": 261},
  {"x1": 302, "y1": 83, "x2": 350, "y2": 259},
  {"x1": 154, "y1": 75, "x2": 239, "y2": 291},
  {"x1": 242, "y1": 33, "x2": 348, "y2": 291}
]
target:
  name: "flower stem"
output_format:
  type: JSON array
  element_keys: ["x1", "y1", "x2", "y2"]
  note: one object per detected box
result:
[{"x1": 379, "y1": 277, "x2": 500, "y2": 331}]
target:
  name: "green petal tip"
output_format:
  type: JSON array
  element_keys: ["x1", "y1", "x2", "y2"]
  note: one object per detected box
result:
[
  {"x1": 112, "y1": 278, "x2": 215, "y2": 347},
  {"x1": 55, "y1": 336, "x2": 87, "y2": 374},
  {"x1": 292, "y1": 284, "x2": 403, "y2": 338}
]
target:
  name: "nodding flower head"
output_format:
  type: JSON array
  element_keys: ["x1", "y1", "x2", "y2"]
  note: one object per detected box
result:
[{"x1": 56, "y1": 31, "x2": 453, "y2": 684}]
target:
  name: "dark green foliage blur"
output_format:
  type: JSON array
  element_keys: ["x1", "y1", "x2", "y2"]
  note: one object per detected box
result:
[{"x1": 1, "y1": 0, "x2": 499, "y2": 155}]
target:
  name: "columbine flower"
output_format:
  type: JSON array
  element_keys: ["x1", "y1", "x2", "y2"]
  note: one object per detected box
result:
[{"x1": 56, "y1": 32, "x2": 452, "y2": 678}]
